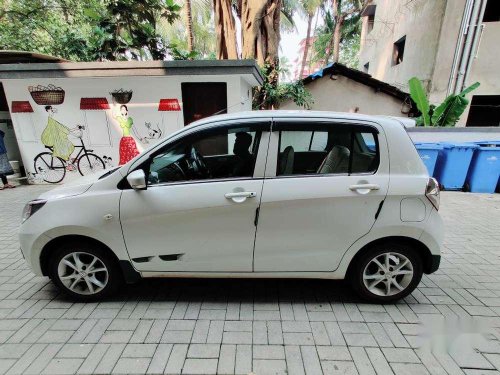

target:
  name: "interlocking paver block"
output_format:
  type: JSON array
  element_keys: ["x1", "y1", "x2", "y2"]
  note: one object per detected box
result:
[
  {"x1": 164, "y1": 344, "x2": 188, "y2": 374},
  {"x1": 187, "y1": 343, "x2": 220, "y2": 358},
  {"x1": 285, "y1": 346, "x2": 305, "y2": 375},
  {"x1": 253, "y1": 345, "x2": 285, "y2": 360},
  {"x1": 253, "y1": 359, "x2": 287, "y2": 375},
  {"x1": 147, "y1": 343, "x2": 172, "y2": 374},
  {"x1": 112, "y1": 357, "x2": 151, "y2": 374},
  {"x1": 235, "y1": 344, "x2": 252, "y2": 374},
  {"x1": 41, "y1": 358, "x2": 84, "y2": 375},
  {"x1": 217, "y1": 344, "x2": 236, "y2": 374},
  {"x1": 57, "y1": 343, "x2": 94, "y2": 358}
]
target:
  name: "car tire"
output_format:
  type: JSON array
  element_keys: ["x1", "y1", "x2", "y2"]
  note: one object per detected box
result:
[
  {"x1": 49, "y1": 241, "x2": 122, "y2": 301},
  {"x1": 350, "y1": 243, "x2": 423, "y2": 303}
]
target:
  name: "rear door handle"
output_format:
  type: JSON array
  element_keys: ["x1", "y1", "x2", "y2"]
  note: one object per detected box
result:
[
  {"x1": 225, "y1": 191, "x2": 257, "y2": 202},
  {"x1": 349, "y1": 184, "x2": 380, "y2": 192}
]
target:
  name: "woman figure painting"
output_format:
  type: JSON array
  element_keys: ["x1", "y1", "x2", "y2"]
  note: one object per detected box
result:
[
  {"x1": 41, "y1": 106, "x2": 75, "y2": 161},
  {"x1": 113, "y1": 105, "x2": 141, "y2": 165}
]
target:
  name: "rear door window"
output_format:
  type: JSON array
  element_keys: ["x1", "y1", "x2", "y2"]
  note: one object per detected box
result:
[{"x1": 275, "y1": 123, "x2": 379, "y2": 176}]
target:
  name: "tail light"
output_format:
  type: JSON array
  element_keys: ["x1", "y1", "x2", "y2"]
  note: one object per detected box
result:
[{"x1": 425, "y1": 177, "x2": 440, "y2": 210}]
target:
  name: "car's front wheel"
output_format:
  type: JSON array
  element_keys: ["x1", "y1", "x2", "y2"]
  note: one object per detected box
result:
[
  {"x1": 49, "y1": 243, "x2": 122, "y2": 301},
  {"x1": 350, "y1": 243, "x2": 423, "y2": 303}
]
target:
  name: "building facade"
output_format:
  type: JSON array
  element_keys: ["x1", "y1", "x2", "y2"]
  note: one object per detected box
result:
[
  {"x1": 359, "y1": 0, "x2": 500, "y2": 126},
  {"x1": 281, "y1": 62, "x2": 414, "y2": 118}
]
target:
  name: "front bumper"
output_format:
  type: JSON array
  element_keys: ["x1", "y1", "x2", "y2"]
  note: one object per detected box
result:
[{"x1": 19, "y1": 229, "x2": 51, "y2": 276}]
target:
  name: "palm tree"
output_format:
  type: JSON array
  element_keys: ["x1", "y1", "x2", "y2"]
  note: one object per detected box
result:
[
  {"x1": 299, "y1": 0, "x2": 321, "y2": 79},
  {"x1": 311, "y1": 7, "x2": 361, "y2": 67},
  {"x1": 327, "y1": 0, "x2": 364, "y2": 63},
  {"x1": 158, "y1": 0, "x2": 216, "y2": 58},
  {"x1": 185, "y1": 0, "x2": 194, "y2": 53}
]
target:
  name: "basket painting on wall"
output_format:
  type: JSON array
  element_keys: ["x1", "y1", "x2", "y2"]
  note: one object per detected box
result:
[
  {"x1": 110, "y1": 89, "x2": 133, "y2": 104},
  {"x1": 29, "y1": 85, "x2": 65, "y2": 105}
]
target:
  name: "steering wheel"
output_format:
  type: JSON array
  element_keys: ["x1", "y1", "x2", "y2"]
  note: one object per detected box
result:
[{"x1": 189, "y1": 146, "x2": 211, "y2": 178}]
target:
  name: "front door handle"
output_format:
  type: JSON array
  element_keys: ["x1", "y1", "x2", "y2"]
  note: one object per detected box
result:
[
  {"x1": 349, "y1": 184, "x2": 380, "y2": 193},
  {"x1": 225, "y1": 191, "x2": 257, "y2": 202}
]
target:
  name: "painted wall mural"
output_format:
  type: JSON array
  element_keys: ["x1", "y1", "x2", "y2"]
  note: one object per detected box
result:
[
  {"x1": 3, "y1": 75, "x2": 250, "y2": 184},
  {"x1": 3, "y1": 76, "x2": 190, "y2": 184}
]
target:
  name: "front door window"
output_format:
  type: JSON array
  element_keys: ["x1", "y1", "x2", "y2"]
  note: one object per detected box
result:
[{"x1": 147, "y1": 125, "x2": 263, "y2": 185}]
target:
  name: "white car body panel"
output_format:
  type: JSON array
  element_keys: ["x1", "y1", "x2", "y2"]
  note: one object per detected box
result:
[
  {"x1": 120, "y1": 178, "x2": 264, "y2": 272},
  {"x1": 19, "y1": 110, "x2": 443, "y2": 284}
]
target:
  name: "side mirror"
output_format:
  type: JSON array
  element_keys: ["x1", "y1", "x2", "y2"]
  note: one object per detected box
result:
[{"x1": 127, "y1": 169, "x2": 147, "y2": 190}]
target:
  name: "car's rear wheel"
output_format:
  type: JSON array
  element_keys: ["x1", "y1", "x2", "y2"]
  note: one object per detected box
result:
[
  {"x1": 350, "y1": 243, "x2": 423, "y2": 303},
  {"x1": 49, "y1": 242, "x2": 122, "y2": 301}
]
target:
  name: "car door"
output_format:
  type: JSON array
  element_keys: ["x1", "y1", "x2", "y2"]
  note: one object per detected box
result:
[
  {"x1": 253, "y1": 118, "x2": 389, "y2": 272},
  {"x1": 120, "y1": 120, "x2": 270, "y2": 272}
]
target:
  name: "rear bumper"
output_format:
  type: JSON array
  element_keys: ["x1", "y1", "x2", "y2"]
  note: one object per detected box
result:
[{"x1": 427, "y1": 254, "x2": 441, "y2": 274}]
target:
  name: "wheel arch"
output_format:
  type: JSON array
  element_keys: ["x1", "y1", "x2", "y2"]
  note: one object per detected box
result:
[
  {"x1": 39, "y1": 234, "x2": 140, "y2": 283},
  {"x1": 345, "y1": 236, "x2": 436, "y2": 278}
]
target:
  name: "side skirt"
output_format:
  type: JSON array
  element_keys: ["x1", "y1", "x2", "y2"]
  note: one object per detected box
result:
[{"x1": 139, "y1": 271, "x2": 343, "y2": 280}]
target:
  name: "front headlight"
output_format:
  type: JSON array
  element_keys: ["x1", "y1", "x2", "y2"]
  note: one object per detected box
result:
[{"x1": 22, "y1": 199, "x2": 47, "y2": 223}]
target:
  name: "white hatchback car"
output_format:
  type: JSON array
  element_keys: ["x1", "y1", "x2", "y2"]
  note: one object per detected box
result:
[{"x1": 20, "y1": 111, "x2": 443, "y2": 303}]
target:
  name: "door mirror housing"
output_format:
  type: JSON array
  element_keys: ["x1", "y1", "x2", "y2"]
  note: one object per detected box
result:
[{"x1": 127, "y1": 169, "x2": 147, "y2": 190}]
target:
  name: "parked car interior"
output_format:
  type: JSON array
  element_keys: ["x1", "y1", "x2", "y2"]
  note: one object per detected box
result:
[{"x1": 277, "y1": 127, "x2": 379, "y2": 176}]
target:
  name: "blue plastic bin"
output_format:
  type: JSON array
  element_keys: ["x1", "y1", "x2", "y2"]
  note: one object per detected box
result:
[
  {"x1": 465, "y1": 141, "x2": 500, "y2": 193},
  {"x1": 414, "y1": 143, "x2": 443, "y2": 176},
  {"x1": 434, "y1": 142, "x2": 478, "y2": 190}
]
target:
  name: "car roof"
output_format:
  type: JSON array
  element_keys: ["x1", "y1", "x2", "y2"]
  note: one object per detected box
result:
[{"x1": 186, "y1": 110, "x2": 414, "y2": 130}]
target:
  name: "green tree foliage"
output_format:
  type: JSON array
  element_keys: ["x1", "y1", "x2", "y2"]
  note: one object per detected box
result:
[
  {"x1": 158, "y1": 0, "x2": 216, "y2": 59},
  {"x1": 0, "y1": 0, "x2": 100, "y2": 61},
  {"x1": 312, "y1": 7, "x2": 361, "y2": 68},
  {"x1": 408, "y1": 77, "x2": 480, "y2": 127},
  {"x1": 88, "y1": 0, "x2": 181, "y2": 60},
  {"x1": 0, "y1": 0, "x2": 181, "y2": 61},
  {"x1": 253, "y1": 64, "x2": 314, "y2": 110}
]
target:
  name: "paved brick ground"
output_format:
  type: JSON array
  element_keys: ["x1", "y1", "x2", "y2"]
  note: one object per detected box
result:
[{"x1": 1, "y1": 185, "x2": 500, "y2": 374}]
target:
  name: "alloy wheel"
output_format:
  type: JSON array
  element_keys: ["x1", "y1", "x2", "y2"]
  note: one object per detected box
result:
[
  {"x1": 57, "y1": 252, "x2": 109, "y2": 295},
  {"x1": 362, "y1": 252, "x2": 414, "y2": 297}
]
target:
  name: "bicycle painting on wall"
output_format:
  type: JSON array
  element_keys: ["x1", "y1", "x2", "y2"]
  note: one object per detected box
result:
[{"x1": 25, "y1": 85, "x2": 107, "y2": 184}]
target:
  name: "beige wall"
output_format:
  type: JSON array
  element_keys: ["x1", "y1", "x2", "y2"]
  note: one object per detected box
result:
[
  {"x1": 359, "y1": 0, "x2": 447, "y2": 90},
  {"x1": 459, "y1": 21, "x2": 500, "y2": 124},
  {"x1": 281, "y1": 75, "x2": 405, "y2": 117},
  {"x1": 428, "y1": 0, "x2": 467, "y2": 104}
]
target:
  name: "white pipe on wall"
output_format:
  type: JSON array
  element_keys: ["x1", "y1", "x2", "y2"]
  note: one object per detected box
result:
[
  {"x1": 453, "y1": 0, "x2": 482, "y2": 94},
  {"x1": 462, "y1": 0, "x2": 487, "y2": 90},
  {"x1": 447, "y1": 0, "x2": 474, "y2": 96}
]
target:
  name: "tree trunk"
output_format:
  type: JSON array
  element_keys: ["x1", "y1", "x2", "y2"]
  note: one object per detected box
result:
[
  {"x1": 185, "y1": 0, "x2": 194, "y2": 54},
  {"x1": 299, "y1": 13, "x2": 313, "y2": 79},
  {"x1": 332, "y1": 17, "x2": 343, "y2": 63},
  {"x1": 325, "y1": 0, "x2": 341, "y2": 63},
  {"x1": 213, "y1": 0, "x2": 238, "y2": 59},
  {"x1": 240, "y1": 0, "x2": 281, "y2": 109},
  {"x1": 241, "y1": 0, "x2": 268, "y2": 64}
]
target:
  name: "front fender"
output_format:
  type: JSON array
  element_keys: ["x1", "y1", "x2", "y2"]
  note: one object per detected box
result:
[{"x1": 26, "y1": 224, "x2": 130, "y2": 276}]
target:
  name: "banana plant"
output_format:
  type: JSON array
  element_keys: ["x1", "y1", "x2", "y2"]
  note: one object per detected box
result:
[{"x1": 408, "y1": 77, "x2": 480, "y2": 127}]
